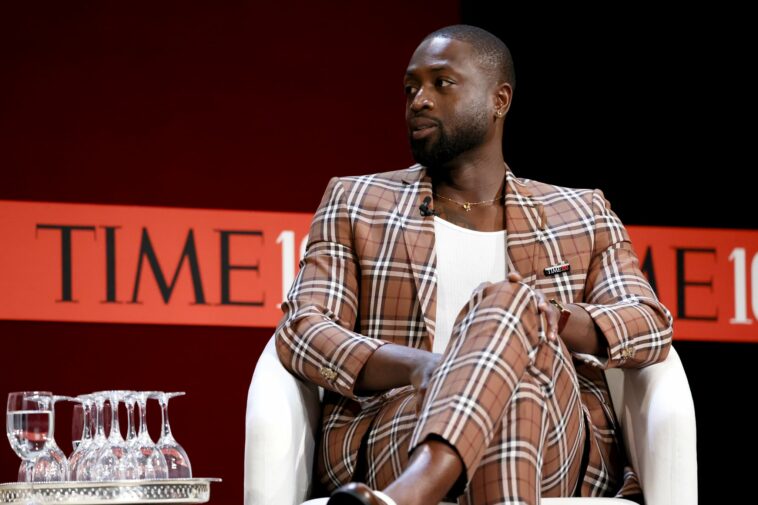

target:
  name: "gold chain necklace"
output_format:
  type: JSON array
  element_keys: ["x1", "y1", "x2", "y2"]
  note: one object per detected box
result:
[{"x1": 433, "y1": 191, "x2": 504, "y2": 211}]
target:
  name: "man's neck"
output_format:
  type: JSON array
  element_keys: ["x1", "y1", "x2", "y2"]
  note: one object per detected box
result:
[{"x1": 429, "y1": 150, "x2": 506, "y2": 202}]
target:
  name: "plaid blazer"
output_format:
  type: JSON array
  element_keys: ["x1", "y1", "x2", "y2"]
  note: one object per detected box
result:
[{"x1": 275, "y1": 164, "x2": 673, "y2": 497}]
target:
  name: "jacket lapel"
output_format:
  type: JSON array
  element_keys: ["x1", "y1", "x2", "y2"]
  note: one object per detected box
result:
[
  {"x1": 396, "y1": 165, "x2": 545, "y2": 347},
  {"x1": 398, "y1": 166, "x2": 437, "y2": 347},
  {"x1": 503, "y1": 167, "x2": 544, "y2": 287}
]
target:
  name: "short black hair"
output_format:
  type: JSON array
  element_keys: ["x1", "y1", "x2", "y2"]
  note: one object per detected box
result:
[{"x1": 423, "y1": 24, "x2": 515, "y2": 90}]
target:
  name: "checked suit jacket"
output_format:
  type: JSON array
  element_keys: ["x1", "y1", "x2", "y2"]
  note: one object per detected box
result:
[{"x1": 275, "y1": 164, "x2": 673, "y2": 497}]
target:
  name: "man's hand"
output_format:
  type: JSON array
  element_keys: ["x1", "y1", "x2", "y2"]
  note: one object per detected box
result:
[
  {"x1": 410, "y1": 352, "x2": 442, "y2": 415},
  {"x1": 507, "y1": 271, "x2": 605, "y2": 355},
  {"x1": 355, "y1": 344, "x2": 441, "y2": 398},
  {"x1": 506, "y1": 271, "x2": 560, "y2": 343},
  {"x1": 355, "y1": 344, "x2": 443, "y2": 415}
]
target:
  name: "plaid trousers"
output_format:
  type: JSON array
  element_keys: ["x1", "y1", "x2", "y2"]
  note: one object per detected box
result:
[{"x1": 360, "y1": 280, "x2": 586, "y2": 504}]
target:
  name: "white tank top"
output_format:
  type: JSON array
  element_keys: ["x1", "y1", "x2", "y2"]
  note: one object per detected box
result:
[{"x1": 432, "y1": 216, "x2": 507, "y2": 354}]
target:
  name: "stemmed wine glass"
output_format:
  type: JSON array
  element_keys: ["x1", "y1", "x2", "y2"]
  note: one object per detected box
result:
[
  {"x1": 34, "y1": 395, "x2": 71, "y2": 481},
  {"x1": 68, "y1": 394, "x2": 95, "y2": 480},
  {"x1": 6, "y1": 391, "x2": 68, "y2": 482},
  {"x1": 93, "y1": 390, "x2": 138, "y2": 480},
  {"x1": 74, "y1": 393, "x2": 107, "y2": 480},
  {"x1": 46, "y1": 395, "x2": 74, "y2": 477},
  {"x1": 127, "y1": 391, "x2": 168, "y2": 479},
  {"x1": 155, "y1": 392, "x2": 191, "y2": 478}
]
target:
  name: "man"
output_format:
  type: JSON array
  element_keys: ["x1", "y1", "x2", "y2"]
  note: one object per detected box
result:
[{"x1": 275, "y1": 25, "x2": 672, "y2": 505}]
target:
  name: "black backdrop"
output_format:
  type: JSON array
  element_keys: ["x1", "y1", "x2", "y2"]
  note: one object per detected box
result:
[{"x1": 463, "y1": 3, "x2": 755, "y2": 502}]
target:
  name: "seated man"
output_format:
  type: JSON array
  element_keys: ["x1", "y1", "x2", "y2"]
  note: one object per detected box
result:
[{"x1": 275, "y1": 24, "x2": 672, "y2": 505}]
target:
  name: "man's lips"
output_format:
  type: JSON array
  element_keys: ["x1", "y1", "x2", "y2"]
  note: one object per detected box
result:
[
  {"x1": 409, "y1": 117, "x2": 439, "y2": 140},
  {"x1": 411, "y1": 125, "x2": 437, "y2": 140}
]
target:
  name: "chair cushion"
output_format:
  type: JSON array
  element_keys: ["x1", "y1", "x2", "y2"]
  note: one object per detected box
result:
[
  {"x1": 302, "y1": 501, "x2": 456, "y2": 505},
  {"x1": 303, "y1": 498, "x2": 639, "y2": 504}
]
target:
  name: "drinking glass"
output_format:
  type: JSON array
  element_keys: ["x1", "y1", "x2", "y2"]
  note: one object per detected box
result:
[
  {"x1": 45, "y1": 395, "x2": 73, "y2": 477},
  {"x1": 75, "y1": 392, "x2": 110, "y2": 481},
  {"x1": 68, "y1": 395, "x2": 95, "y2": 480},
  {"x1": 128, "y1": 391, "x2": 168, "y2": 479},
  {"x1": 155, "y1": 392, "x2": 191, "y2": 478},
  {"x1": 93, "y1": 390, "x2": 138, "y2": 480},
  {"x1": 6, "y1": 391, "x2": 67, "y2": 482}
]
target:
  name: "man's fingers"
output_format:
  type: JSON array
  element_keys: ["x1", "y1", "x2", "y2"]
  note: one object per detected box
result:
[
  {"x1": 534, "y1": 292, "x2": 559, "y2": 342},
  {"x1": 509, "y1": 273, "x2": 554, "y2": 341},
  {"x1": 415, "y1": 387, "x2": 427, "y2": 416},
  {"x1": 411, "y1": 353, "x2": 440, "y2": 416},
  {"x1": 548, "y1": 307, "x2": 560, "y2": 342}
]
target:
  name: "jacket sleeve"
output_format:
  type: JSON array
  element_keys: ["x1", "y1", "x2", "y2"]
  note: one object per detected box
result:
[
  {"x1": 573, "y1": 189, "x2": 673, "y2": 369},
  {"x1": 274, "y1": 176, "x2": 388, "y2": 398}
]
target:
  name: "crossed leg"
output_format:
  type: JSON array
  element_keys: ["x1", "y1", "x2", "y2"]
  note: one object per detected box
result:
[{"x1": 359, "y1": 280, "x2": 586, "y2": 504}]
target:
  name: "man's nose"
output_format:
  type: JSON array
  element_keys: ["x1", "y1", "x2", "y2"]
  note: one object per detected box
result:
[{"x1": 410, "y1": 89, "x2": 434, "y2": 112}]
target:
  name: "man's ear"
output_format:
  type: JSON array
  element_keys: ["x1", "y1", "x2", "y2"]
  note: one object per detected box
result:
[{"x1": 494, "y1": 82, "x2": 513, "y2": 117}]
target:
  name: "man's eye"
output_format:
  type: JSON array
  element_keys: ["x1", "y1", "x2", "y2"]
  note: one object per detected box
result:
[
  {"x1": 437, "y1": 78, "x2": 453, "y2": 87},
  {"x1": 404, "y1": 85, "x2": 418, "y2": 95}
]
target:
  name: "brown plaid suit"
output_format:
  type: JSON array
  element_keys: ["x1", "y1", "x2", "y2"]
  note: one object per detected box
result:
[{"x1": 275, "y1": 164, "x2": 673, "y2": 503}]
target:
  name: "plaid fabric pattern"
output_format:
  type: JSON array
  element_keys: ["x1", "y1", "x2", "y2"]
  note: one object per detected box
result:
[
  {"x1": 275, "y1": 164, "x2": 673, "y2": 501},
  {"x1": 366, "y1": 281, "x2": 587, "y2": 504}
]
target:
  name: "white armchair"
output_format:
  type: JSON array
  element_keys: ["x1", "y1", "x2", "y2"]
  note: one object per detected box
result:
[{"x1": 244, "y1": 337, "x2": 697, "y2": 505}]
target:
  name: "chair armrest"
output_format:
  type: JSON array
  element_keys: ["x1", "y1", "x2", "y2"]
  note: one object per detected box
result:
[
  {"x1": 605, "y1": 346, "x2": 697, "y2": 505},
  {"x1": 245, "y1": 335, "x2": 323, "y2": 505}
]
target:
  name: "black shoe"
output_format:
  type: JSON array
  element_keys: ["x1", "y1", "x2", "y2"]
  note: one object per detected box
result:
[{"x1": 327, "y1": 482, "x2": 396, "y2": 505}]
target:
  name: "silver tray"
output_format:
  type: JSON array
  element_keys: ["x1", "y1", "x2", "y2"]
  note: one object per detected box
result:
[{"x1": 0, "y1": 478, "x2": 221, "y2": 504}]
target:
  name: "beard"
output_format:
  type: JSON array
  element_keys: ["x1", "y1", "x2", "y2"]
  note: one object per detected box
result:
[{"x1": 409, "y1": 107, "x2": 490, "y2": 169}]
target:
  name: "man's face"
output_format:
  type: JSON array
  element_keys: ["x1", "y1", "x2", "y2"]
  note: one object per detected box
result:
[{"x1": 404, "y1": 37, "x2": 493, "y2": 168}]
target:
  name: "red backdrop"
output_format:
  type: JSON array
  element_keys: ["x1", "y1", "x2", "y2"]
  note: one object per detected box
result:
[{"x1": 0, "y1": 2, "x2": 459, "y2": 503}]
